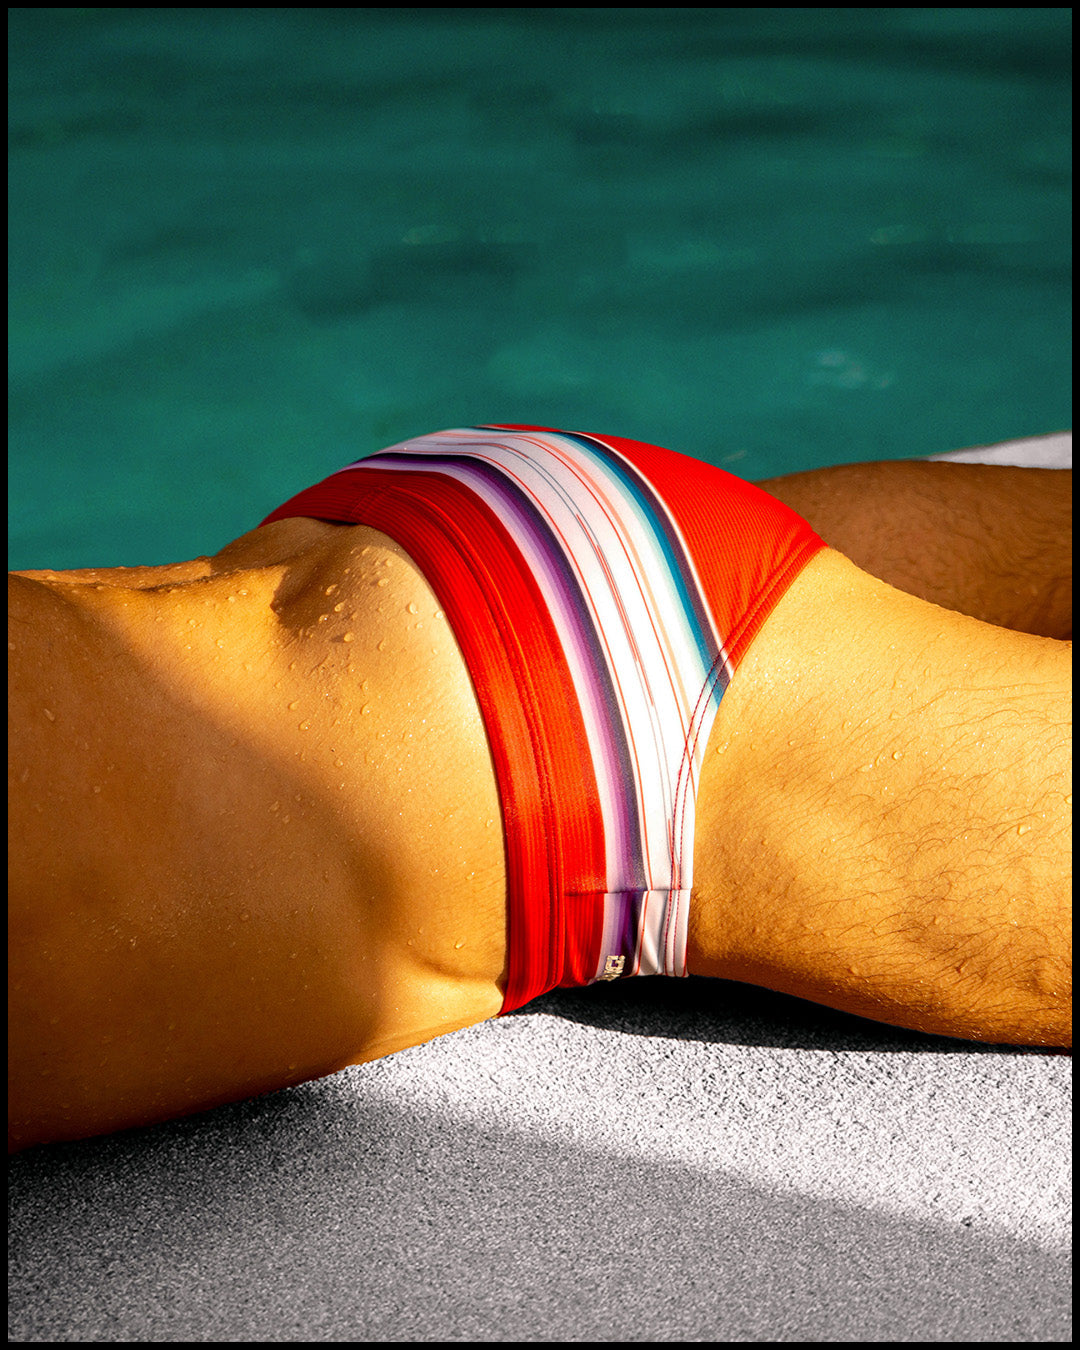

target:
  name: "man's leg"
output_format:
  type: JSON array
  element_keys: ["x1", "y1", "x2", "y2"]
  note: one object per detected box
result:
[
  {"x1": 689, "y1": 545, "x2": 1071, "y2": 1047},
  {"x1": 756, "y1": 458, "x2": 1071, "y2": 639}
]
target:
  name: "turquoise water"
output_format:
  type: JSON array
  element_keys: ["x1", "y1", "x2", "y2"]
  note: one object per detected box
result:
[{"x1": 8, "y1": 8, "x2": 1071, "y2": 570}]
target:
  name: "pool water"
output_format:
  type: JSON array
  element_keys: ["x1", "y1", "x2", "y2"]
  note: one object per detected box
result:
[{"x1": 8, "y1": 8, "x2": 1071, "y2": 570}]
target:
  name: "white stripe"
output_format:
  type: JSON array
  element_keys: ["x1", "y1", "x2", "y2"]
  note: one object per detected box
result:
[{"x1": 364, "y1": 428, "x2": 729, "y2": 979}]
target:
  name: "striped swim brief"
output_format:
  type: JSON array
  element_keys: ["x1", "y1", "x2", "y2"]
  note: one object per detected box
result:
[{"x1": 260, "y1": 425, "x2": 825, "y2": 1014}]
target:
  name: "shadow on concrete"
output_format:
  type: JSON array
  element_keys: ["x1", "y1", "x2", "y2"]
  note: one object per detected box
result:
[{"x1": 505, "y1": 974, "x2": 1069, "y2": 1057}]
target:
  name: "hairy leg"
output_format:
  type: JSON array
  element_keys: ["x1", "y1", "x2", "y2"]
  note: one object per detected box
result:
[
  {"x1": 756, "y1": 459, "x2": 1071, "y2": 639},
  {"x1": 690, "y1": 548, "x2": 1071, "y2": 1047}
]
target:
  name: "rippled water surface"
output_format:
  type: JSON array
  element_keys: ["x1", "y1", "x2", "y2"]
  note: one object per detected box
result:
[{"x1": 8, "y1": 8, "x2": 1070, "y2": 568}]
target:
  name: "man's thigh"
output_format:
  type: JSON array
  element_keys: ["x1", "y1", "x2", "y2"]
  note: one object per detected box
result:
[{"x1": 689, "y1": 548, "x2": 1071, "y2": 1045}]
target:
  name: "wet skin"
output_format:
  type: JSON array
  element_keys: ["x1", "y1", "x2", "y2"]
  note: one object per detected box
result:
[{"x1": 8, "y1": 457, "x2": 1071, "y2": 1151}]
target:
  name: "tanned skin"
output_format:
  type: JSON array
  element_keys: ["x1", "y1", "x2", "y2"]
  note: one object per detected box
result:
[{"x1": 8, "y1": 440, "x2": 1071, "y2": 1152}]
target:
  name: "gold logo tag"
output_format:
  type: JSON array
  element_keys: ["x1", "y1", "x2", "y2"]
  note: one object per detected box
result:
[{"x1": 600, "y1": 955, "x2": 626, "y2": 981}]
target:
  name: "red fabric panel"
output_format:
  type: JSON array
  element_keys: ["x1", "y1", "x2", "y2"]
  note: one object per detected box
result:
[{"x1": 490, "y1": 426, "x2": 826, "y2": 668}]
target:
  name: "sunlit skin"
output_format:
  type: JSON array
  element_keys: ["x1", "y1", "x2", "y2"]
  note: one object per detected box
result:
[{"x1": 8, "y1": 446, "x2": 1071, "y2": 1151}]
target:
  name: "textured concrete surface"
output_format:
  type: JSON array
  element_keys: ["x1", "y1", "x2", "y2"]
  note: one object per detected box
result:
[{"x1": 8, "y1": 973, "x2": 1071, "y2": 1342}]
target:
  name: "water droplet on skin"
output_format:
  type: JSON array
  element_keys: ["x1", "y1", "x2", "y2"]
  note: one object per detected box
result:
[
  {"x1": 298, "y1": 722, "x2": 310, "y2": 732},
  {"x1": 92, "y1": 785, "x2": 102, "y2": 793},
  {"x1": 1016, "y1": 823, "x2": 1032, "y2": 835},
  {"x1": 434, "y1": 610, "x2": 444, "y2": 620},
  {"x1": 333, "y1": 602, "x2": 345, "y2": 613},
  {"x1": 227, "y1": 594, "x2": 236, "y2": 603},
  {"x1": 43, "y1": 708, "x2": 56, "y2": 722},
  {"x1": 377, "y1": 578, "x2": 389, "y2": 588},
  {"x1": 188, "y1": 619, "x2": 198, "y2": 628},
  {"x1": 361, "y1": 704, "x2": 372, "y2": 715},
  {"x1": 454, "y1": 939, "x2": 465, "y2": 949},
  {"x1": 343, "y1": 632, "x2": 355, "y2": 642},
  {"x1": 407, "y1": 602, "x2": 419, "y2": 614},
  {"x1": 289, "y1": 700, "x2": 300, "y2": 710},
  {"x1": 318, "y1": 614, "x2": 329, "y2": 623},
  {"x1": 239, "y1": 910, "x2": 251, "y2": 922},
  {"x1": 431, "y1": 647, "x2": 440, "y2": 655},
  {"x1": 892, "y1": 750, "x2": 904, "y2": 760},
  {"x1": 377, "y1": 640, "x2": 387, "y2": 651},
  {"x1": 1066, "y1": 795, "x2": 1073, "y2": 806},
  {"x1": 325, "y1": 585, "x2": 337, "y2": 596}
]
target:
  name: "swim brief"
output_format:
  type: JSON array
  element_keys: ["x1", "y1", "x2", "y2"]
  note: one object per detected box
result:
[{"x1": 261, "y1": 425, "x2": 825, "y2": 1014}]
